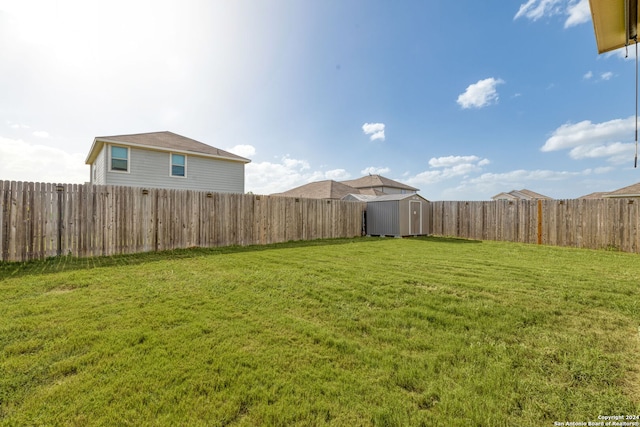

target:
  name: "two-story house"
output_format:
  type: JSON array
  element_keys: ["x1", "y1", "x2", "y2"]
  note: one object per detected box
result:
[{"x1": 85, "y1": 131, "x2": 250, "y2": 193}]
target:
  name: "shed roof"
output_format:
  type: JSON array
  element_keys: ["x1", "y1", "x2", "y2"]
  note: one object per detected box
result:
[
  {"x1": 367, "y1": 193, "x2": 429, "y2": 202},
  {"x1": 85, "y1": 131, "x2": 250, "y2": 165},
  {"x1": 342, "y1": 194, "x2": 380, "y2": 202}
]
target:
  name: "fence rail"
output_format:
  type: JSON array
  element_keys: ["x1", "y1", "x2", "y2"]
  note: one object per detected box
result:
[{"x1": 1, "y1": 181, "x2": 365, "y2": 262}]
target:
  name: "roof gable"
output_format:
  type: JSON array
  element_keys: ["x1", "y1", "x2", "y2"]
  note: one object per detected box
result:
[{"x1": 85, "y1": 131, "x2": 250, "y2": 165}]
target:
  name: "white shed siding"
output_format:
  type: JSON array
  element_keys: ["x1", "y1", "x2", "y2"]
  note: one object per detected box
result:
[{"x1": 104, "y1": 145, "x2": 245, "y2": 193}]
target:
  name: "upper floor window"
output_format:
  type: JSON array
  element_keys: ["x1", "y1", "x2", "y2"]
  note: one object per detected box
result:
[
  {"x1": 111, "y1": 146, "x2": 129, "y2": 172},
  {"x1": 171, "y1": 153, "x2": 186, "y2": 177}
]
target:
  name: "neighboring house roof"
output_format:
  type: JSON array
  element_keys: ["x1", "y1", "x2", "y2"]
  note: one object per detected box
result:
[
  {"x1": 85, "y1": 131, "x2": 251, "y2": 165},
  {"x1": 272, "y1": 180, "x2": 358, "y2": 200},
  {"x1": 273, "y1": 175, "x2": 418, "y2": 200},
  {"x1": 492, "y1": 189, "x2": 552, "y2": 201},
  {"x1": 340, "y1": 175, "x2": 419, "y2": 192},
  {"x1": 578, "y1": 191, "x2": 611, "y2": 199},
  {"x1": 588, "y1": 0, "x2": 633, "y2": 54},
  {"x1": 603, "y1": 182, "x2": 640, "y2": 197}
]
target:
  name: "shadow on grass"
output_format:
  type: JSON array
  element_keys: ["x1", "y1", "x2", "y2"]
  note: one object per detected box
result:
[
  {"x1": 0, "y1": 237, "x2": 382, "y2": 280},
  {"x1": 0, "y1": 235, "x2": 482, "y2": 280},
  {"x1": 414, "y1": 235, "x2": 482, "y2": 244}
]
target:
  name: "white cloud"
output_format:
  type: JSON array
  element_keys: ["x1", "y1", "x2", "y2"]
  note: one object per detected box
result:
[
  {"x1": 514, "y1": 0, "x2": 590, "y2": 28},
  {"x1": 582, "y1": 70, "x2": 614, "y2": 82},
  {"x1": 0, "y1": 136, "x2": 87, "y2": 183},
  {"x1": 362, "y1": 123, "x2": 385, "y2": 141},
  {"x1": 32, "y1": 130, "x2": 49, "y2": 138},
  {"x1": 324, "y1": 169, "x2": 351, "y2": 180},
  {"x1": 564, "y1": 0, "x2": 591, "y2": 28},
  {"x1": 457, "y1": 78, "x2": 504, "y2": 109},
  {"x1": 514, "y1": 0, "x2": 563, "y2": 21},
  {"x1": 542, "y1": 116, "x2": 633, "y2": 150},
  {"x1": 225, "y1": 144, "x2": 256, "y2": 158},
  {"x1": 600, "y1": 71, "x2": 613, "y2": 81},
  {"x1": 361, "y1": 166, "x2": 390, "y2": 175},
  {"x1": 569, "y1": 142, "x2": 633, "y2": 163},
  {"x1": 448, "y1": 168, "x2": 589, "y2": 199},
  {"x1": 282, "y1": 156, "x2": 310, "y2": 170},
  {"x1": 569, "y1": 142, "x2": 634, "y2": 159},
  {"x1": 541, "y1": 117, "x2": 636, "y2": 163},
  {"x1": 244, "y1": 155, "x2": 351, "y2": 195},
  {"x1": 405, "y1": 155, "x2": 490, "y2": 187},
  {"x1": 429, "y1": 155, "x2": 482, "y2": 168},
  {"x1": 7, "y1": 121, "x2": 29, "y2": 129},
  {"x1": 467, "y1": 169, "x2": 587, "y2": 185}
]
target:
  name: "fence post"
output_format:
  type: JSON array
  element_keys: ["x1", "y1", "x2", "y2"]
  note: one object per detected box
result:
[
  {"x1": 56, "y1": 184, "x2": 64, "y2": 256},
  {"x1": 537, "y1": 200, "x2": 543, "y2": 245}
]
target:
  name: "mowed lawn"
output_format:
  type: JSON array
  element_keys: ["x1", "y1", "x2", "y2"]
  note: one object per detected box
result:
[{"x1": 1, "y1": 237, "x2": 639, "y2": 426}]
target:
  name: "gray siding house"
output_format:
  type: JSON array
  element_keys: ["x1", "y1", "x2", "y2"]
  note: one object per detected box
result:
[{"x1": 85, "y1": 131, "x2": 250, "y2": 193}]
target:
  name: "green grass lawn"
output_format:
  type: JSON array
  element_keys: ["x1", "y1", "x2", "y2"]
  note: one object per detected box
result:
[{"x1": 1, "y1": 237, "x2": 639, "y2": 426}]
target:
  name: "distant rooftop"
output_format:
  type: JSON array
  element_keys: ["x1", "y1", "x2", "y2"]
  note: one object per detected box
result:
[
  {"x1": 340, "y1": 175, "x2": 419, "y2": 192},
  {"x1": 272, "y1": 180, "x2": 358, "y2": 200},
  {"x1": 492, "y1": 189, "x2": 552, "y2": 201},
  {"x1": 272, "y1": 174, "x2": 419, "y2": 200}
]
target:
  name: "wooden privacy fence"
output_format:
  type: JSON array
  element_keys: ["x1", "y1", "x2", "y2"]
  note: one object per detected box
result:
[
  {"x1": 0, "y1": 181, "x2": 365, "y2": 262},
  {"x1": 430, "y1": 199, "x2": 640, "y2": 253},
  {"x1": 4, "y1": 180, "x2": 640, "y2": 262}
]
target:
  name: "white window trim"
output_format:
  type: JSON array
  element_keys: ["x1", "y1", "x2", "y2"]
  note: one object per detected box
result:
[
  {"x1": 170, "y1": 153, "x2": 187, "y2": 178},
  {"x1": 109, "y1": 144, "x2": 130, "y2": 174}
]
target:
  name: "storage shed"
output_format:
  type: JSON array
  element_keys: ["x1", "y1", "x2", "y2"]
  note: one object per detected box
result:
[{"x1": 366, "y1": 194, "x2": 429, "y2": 237}]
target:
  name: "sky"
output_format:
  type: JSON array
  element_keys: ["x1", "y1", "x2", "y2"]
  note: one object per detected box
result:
[{"x1": 1, "y1": 0, "x2": 639, "y2": 200}]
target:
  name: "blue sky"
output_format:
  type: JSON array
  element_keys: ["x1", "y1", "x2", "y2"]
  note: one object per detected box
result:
[{"x1": 0, "y1": 0, "x2": 638, "y2": 200}]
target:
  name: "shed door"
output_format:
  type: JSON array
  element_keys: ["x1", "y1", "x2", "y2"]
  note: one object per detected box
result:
[{"x1": 410, "y1": 201, "x2": 421, "y2": 235}]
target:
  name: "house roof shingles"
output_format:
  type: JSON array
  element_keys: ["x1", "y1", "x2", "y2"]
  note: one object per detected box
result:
[
  {"x1": 272, "y1": 180, "x2": 358, "y2": 200},
  {"x1": 340, "y1": 175, "x2": 418, "y2": 192},
  {"x1": 85, "y1": 131, "x2": 250, "y2": 164},
  {"x1": 492, "y1": 189, "x2": 552, "y2": 200},
  {"x1": 604, "y1": 182, "x2": 640, "y2": 197},
  {"x1": 272, "y1": 175, "x2": 418, "y2": 200},
  {"x1": 578, "y1": 191, "x2": 611, "y2": 199}
]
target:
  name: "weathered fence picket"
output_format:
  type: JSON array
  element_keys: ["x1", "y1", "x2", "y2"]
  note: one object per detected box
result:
[
  {"x1": 0, "y1": 181, "x2": 366, "y2": 262},
  {"x1": 429, "y1": 199, "x2": 640, "y2": 252},
  {"x1": 5, "y1": 180, "x2": 640, "y2": 262}
]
